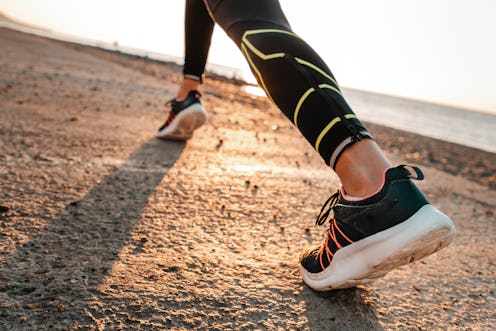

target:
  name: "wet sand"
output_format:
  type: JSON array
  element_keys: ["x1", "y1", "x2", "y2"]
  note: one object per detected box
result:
[{"x1": 0, "y1": 28, "x2": 495, "y2": 330}]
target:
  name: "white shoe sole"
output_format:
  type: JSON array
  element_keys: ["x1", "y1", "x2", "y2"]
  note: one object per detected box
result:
[
  {"x1": 156, "y1": 104, "x2": 206, "y2": 140},
  {"x1": 300, "y1": 204, "x2": 456, "y2": 291}
]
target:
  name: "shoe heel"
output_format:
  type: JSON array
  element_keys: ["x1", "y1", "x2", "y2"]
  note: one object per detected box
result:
[{"x1": 371, "y1": 205, "x2": 455, "y2": 271}]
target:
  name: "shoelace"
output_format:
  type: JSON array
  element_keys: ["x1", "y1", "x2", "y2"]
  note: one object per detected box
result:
[
  {"x1": 315, "y1": 190, "x2": 354, "y2": 270},
  {"x1": 162, "y1": 99, "x2": 178, "y2": 127},
  {"x1": 315, "y1": 190, "x2": 340, "y2": 226},
  {"x1": 164, "y1": 111, "x2": 176, "y2": 126}
]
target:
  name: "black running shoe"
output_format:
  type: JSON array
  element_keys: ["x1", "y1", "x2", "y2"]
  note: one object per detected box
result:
[
  {"x1": 300, "y1": 165, "x2": 456, "y2": 291},
  {"x1": 156, "y1": 90, "x2": 206, "y2": 140}
]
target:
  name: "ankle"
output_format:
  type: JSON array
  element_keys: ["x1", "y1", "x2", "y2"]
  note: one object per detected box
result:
[
  {"x1": 340, "y1": 168, "x2": 386, "y2": 198},
  {"x1": 335, "y1": 139, "x2": 391, "y2": 198},
  {"x1": 176, "y1": 78, "x2": 201, "y2": 101}
]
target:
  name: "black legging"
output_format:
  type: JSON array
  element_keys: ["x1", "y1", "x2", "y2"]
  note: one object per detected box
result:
[{"x1": 183, "y1": 0, "x2": 371, "y2": 168}]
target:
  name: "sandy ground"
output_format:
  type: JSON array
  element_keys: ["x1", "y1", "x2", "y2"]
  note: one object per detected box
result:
[{"x1": 0, "y1": 28, "x2": 495, "y2": 330}]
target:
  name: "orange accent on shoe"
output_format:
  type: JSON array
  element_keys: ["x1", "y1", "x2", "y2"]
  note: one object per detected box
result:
[{"x1": 319, "y1": 218, "x2": 354, "y2": 271}]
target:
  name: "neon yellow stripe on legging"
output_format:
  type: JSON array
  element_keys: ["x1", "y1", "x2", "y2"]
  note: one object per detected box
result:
[
  {"x1": 242, "y1": 30, "x2": 340, "y2": 91},
  {"x1": 315, "y1": 114, "x2": 357, "y2": 152},
  {"x1": 243, "y1": 28, "x2": 299, "y2": 39},
  {"x1": 318, "y1": 84, "x2": 342, "y2": 97},
  {"x1": 241, "y1": 43, "x2": 275, "y2": 103},
  {"x1": 293, "y1": 87, "x2": 315, "y2": 124},
  {"x1": 293, "y1": 84, "x2": 343, "y2": 126},
  {"x1": 295, "y1": 58, "x2": 341, "y2": 91},
  {"x1": 241, "y1": 28, "x2": 346, "y2": 137},
  {"x1": 242, "y1": 29, "x2": 300, "y2": 60}
]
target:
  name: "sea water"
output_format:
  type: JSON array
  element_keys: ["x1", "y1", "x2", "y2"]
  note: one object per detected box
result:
[{"x1": 343, "y1": 88, "x2": 496, "y2": 153}]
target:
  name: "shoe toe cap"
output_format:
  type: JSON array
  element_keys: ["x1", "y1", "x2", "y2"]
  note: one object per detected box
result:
[{"x1": 299, "y1": 246, "x2": 326, "y2": 274}]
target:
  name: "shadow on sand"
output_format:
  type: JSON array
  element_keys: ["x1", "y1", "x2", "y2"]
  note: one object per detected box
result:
[
  {"x1": 301, "y1": 285, "x2": 383, "y2": 330},
  {"x1": 0, "y1": 137, "x2": 383, "y2": 330},
  {"x1": 0, "y1": 139, "x2": 184, "y2": 329}
]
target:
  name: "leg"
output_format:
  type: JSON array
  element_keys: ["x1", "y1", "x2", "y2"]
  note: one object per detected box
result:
[
  {"x1": 178, "y1": 0, "x2": 215, "y2": 100},
  {"x1": 203, "y1": 0, "x2": 456, "y2": 290},
  {"x1": 157, "y1": 0, "x2": 213, "y2": 139},
  {"x1": 204, "y1": 0, "x2": 388, "y2": 195}
]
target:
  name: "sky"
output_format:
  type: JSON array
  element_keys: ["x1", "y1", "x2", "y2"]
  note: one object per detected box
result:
[{"x1": 1, "y1": 0, "x2": 495, "y2": 114}]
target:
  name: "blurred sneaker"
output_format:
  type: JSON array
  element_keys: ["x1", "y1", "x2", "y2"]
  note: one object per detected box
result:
[
  {"x1": 300, "y1": 165, "x2": 456, "y2": 291},
  {"x1": 156, "y1": 90, "x2": 206, "y2": 140}
]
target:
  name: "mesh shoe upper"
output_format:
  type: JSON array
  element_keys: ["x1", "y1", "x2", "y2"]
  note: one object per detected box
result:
[{"x1": 300, "y1": 165, "x2": 429, "y2": 274}]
